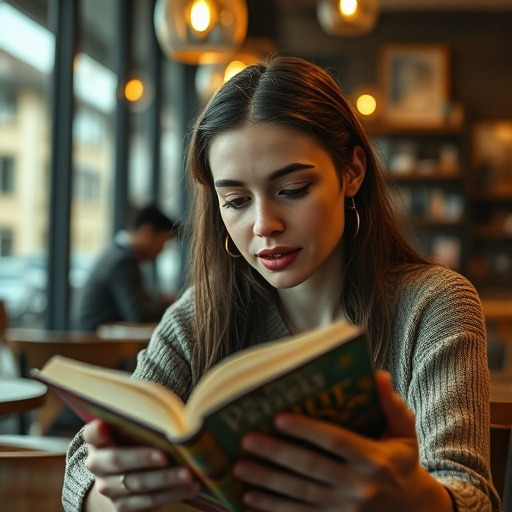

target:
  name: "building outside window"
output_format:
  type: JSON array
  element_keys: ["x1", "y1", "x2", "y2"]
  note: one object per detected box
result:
[
  {"x1": 0, "y1": 91, "x2": 17, "y2": 123},
  {"x1": 0, "y1": 228, "x2": 13, "y2": 256},
  {"x1": 0, "y1": 156, "x2": 15, "y2": 193}
]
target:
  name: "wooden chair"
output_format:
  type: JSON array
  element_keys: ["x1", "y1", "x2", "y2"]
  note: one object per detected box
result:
[
  {"x1": 0, "y1": 435, "x2": 70, "y2": 512},
  {"x1": 490, "y1": 371, "x2": 512, "y2": 510}
]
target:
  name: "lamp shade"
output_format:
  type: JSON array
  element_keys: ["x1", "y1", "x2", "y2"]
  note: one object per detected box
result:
[
  {"x1": 154, "y1": 0, "x2": 248, "y2": 64},
  {"x1": 317, "y1": 0, "x2": 380, "y2": 37}
]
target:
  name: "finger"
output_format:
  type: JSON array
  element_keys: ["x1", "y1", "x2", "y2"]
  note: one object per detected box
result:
[
  {"x1": 375, "y1": 371, "x2": 416, "y2": 438},
  {"x1": 273, "y1": 412, "x2": 375, "y2": 463},
  {"x1": 235, "y1": 457, "x2": 354, "y2": 508},
  {"x1": 86, "y1": 446, "x2": 169, "y2": 477},
  {"x1": 110, "y1": 484, "x2": 202, "y2": 511},
  {"x1": 96, "y1": 466, "x2": 199, "y2": 500},
  {"x1": 83, "y1": 419, "x2": 114, "y2": 448},
  {"x1": 115, "y1": 466, "x2": 197, "y2": 495},
  {"x1": 238, "y1": 432, "x2": 361, "y2": 489}
]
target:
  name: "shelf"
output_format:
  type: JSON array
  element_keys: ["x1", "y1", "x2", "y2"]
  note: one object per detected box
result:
[
  {"x1": 472, "y1": 192, "x2": 512, "y2": 202},
  {"x1": 386, "y1": 172, "x2": 465, "y2": 183},
  {"x1": 408, "y1": 218, "x2": 465, "y2": 228},
  {"x1": 472, "y1": 226, "x2": 512, "y2": 240},
  {"x1": 364, "y1": 119, "x2": 465, "y2": 136},
  {"x1": 481, "y1": 299, "x2": 512, "y2": 320}
]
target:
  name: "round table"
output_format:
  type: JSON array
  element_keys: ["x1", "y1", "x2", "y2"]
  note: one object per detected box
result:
[{"x1": 0, "y1": 377, "x2": 48, "y2": 416}]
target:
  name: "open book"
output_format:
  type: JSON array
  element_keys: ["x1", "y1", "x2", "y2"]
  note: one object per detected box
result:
[{"x1": 32, "y1": 320, "x2": 386, "y2": 512}]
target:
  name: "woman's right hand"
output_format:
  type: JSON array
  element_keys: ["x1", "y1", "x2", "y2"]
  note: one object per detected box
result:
[{"x1": 84, "y1": 419, "x2": 202, "y2": 511}]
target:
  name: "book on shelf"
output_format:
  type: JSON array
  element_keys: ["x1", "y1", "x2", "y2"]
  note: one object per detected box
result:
[{"x1": 32, "y1": 320, "x2": 387, "y2": 512}]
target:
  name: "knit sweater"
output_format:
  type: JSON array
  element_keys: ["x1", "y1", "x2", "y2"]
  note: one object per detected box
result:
[{"x1": 62, "y1": 264, "x2": 501, "y2": 511}]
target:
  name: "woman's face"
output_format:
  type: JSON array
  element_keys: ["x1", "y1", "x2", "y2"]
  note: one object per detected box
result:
[{"x1": 210, "y1": 123, "x2": 362, "y2": 290}]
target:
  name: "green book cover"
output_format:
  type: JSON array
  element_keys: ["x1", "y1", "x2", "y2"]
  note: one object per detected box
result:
[{"x1": 181, "y1": 333, "x2": 386, "y2": 511}]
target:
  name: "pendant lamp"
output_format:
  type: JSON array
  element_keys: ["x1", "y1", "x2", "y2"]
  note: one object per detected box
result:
[
  {"x1": 317, "y1": 0, "x2": 380, "y2": 37},
  {"x1": 154, "y1": 0, "x2": 248, "y2": 64}
]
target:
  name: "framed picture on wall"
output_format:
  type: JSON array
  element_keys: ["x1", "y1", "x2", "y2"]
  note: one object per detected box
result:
[
  {"x1": 472, "y1": 120, "x2": 512, "y2": 194},
  {"x1": 380, "y1": 44, "x2": 450, "y2": 127}
]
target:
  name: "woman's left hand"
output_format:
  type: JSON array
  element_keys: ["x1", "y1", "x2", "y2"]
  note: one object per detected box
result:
[{"x1": 233, "y1": 371, "x2": 453, "y2": 512}]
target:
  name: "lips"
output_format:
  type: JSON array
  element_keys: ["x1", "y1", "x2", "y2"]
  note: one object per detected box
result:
[{"x1": 257, "y1": 247, "x2": 301, "y2": 271}]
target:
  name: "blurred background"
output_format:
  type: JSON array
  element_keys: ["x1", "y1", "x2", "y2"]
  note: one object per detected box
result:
[{"x1": 0, "y1": 0, "x2": 511, "y2": 353}]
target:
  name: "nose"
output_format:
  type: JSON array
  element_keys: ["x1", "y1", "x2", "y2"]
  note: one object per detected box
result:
[{"x1": 253, "y1": 200, "x2": 284, "y2": 238}]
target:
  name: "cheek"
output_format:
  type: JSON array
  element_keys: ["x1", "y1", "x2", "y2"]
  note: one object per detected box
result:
[{"x1": 295, "y1": 196, "x2": 345, "y2": 237}]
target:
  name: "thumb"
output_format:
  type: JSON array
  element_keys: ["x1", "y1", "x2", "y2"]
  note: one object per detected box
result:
[
  {"x1": 375, "y1": 370, "x2": 417, "y2": 439},
  {"x1": 83, "y1": 419, "x2": 115, "y2": 448}
]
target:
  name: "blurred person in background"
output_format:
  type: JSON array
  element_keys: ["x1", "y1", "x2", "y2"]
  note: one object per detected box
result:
[{"x1": 74, "y1": 204, "x2": 179, "y2": 332}]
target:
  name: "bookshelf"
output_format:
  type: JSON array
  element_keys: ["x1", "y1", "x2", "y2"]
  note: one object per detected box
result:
[{"x1": 367, "y1": 121, "x2": 469, "y2": 274}]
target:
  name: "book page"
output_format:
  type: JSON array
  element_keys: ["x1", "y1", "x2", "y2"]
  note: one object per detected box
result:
[
  {"x1": 36, "y1": 356, "x2": 188, "y2": 437},
  {"x1": 185, "y1": 320, "x2": 363, "y2": 431}
]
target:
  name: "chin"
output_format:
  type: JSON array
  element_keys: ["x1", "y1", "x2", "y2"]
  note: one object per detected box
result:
[{"x1": 261, "y1": 272, "x2": 310, "y2": 290}]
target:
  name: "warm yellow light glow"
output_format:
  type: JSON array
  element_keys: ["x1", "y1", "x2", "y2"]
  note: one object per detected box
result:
[
  {"x1": 220, "y1": 9, "x2": 234, "y2": 27},
  {"x1": 356, "y1": 94, "x2": 377, "y2": 116},
  {"x1": 125, "y1": 79, "x2": 144, "y2": 102},
  {"x1": 224, "y1": 60, "x2": 246, "y2": 82},
  {"x1": 339, "y1": 0, "x2": 358, "y2": 17},
  {"x1": 189, "y1": 0, "x2": 211, "y2": 32}
]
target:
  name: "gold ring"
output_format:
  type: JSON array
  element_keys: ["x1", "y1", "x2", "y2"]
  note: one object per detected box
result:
[{"x1": 120, "y1": 474, "x2": 129, "y2": 491}]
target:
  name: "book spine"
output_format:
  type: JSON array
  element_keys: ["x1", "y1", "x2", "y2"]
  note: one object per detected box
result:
[{"x1": 179, "y1": 428, "x2": 245, "y2": 512}]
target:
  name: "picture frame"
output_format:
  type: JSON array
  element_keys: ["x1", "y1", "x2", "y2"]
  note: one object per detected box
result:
[
  {"x1": 380, "y1": 44, "x2": 450, "y2": 128},
  {"x1": 472, "y1": 120, "x2": 512, "y2": 194}
]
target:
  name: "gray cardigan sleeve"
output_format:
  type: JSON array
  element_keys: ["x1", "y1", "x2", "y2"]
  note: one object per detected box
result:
[
  {"x1": 386, "y1": 265, "x2": 500, "y2": 512},
  {"x1": 62, "y1": 289, "x2": 198, "y2": 511}
]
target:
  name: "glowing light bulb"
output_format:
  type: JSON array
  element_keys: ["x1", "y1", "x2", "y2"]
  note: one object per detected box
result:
[
  {"x1": 339, "y1": 0, "x2": 358, "y2": 17},
  {"x1": 224, "y1": 60, "x2": 246, "y2": 82},
  {"x1": 125, "y1": 79, "x2": 144, "y2": 102},
  {"x1": 356, "y1": 94, "x2": 377, "y2": 116},
  {"x1": 190, "y1": 0, "x2": 211, "y2": 32}
]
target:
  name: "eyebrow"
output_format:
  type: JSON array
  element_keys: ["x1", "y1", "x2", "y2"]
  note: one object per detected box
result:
[{"x1": 214, "y1": 162, "x2": 315, "y2": 188}]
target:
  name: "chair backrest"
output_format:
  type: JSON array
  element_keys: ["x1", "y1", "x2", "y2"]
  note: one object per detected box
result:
[
  {"x1": 0, "y1": 435, "x2": 69, "y2": 512},
  {"x1": 490, "y1": 426, "x2": 512, "y2": 509}
]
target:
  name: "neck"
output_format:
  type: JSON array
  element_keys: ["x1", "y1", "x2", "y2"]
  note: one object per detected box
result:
[{"x1": 277, "y1": 242, "x2": 344, "y2": 334}]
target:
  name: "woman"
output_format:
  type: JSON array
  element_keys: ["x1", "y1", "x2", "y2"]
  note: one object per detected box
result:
[{"x1": 63, "y1": 55, "x2": 500, "y2": 512}]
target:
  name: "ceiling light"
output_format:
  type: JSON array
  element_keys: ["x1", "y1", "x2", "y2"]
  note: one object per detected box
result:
[
  {"x1": 317, "y1": 0, "x2": 381, "y2": 37},
  {"x1": 154, "y1": 0, "x2": 248, "y2": 64}
]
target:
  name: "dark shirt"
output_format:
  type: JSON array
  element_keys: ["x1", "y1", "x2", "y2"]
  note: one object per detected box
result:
[{"x1": 74, "y1": 241, "x2": 169, "y2": 332}]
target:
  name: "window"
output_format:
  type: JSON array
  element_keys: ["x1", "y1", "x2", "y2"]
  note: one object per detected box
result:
[
  {"x1": 0, "y1": 228, "x2": 13, "y2": 256},
  {"x1": 0, "y1": 91, "x2": 17, "y2": 123},
  {"x1": 0, "y1": 156, "x2": 15, "y2": 193},
  {"x1": 74, "y1": 106, "x2": 107, "y2": 146},
  {"x1": 74, "y1": 167, "x2": 101, "y2": 201}
]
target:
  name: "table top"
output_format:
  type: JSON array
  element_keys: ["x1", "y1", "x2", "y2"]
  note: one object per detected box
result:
[
  {"x1": 0, "y1": 377, "x2": 48, "y2": 416},
  {"x1": 6, "y1": 328, "x2": 152, "y2": 344},
  {"x1": 490, "y1": 370, "x2": 512, "y2": 427}
]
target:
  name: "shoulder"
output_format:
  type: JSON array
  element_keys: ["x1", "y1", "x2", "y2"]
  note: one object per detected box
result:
[
  {"x1": 134, "y1": 287, "x2": 197, "y2": 398},
  {"x1": 90, "y1": 243, "x2": 134, "y2": 270},
  {"x1": 150, "y1": 287, "x2": 197, "y2": 359},
  {"x1": 159, "y1": 287, "x2": 196, "y2": 332},
  {"x1": 391, "y1": 263, "x2": 480, "y2": 305},
  {"x1": 389, "y1": 263, "x2": 485, "y2": 338}
]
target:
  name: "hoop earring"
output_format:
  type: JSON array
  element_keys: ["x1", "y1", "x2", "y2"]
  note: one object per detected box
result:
[
  {"x1": 225, "y1": 234, "x2": 242, "y2": 258},
  {"x1": 347, "y1": 196, "x2": 360, "y2": 238}
]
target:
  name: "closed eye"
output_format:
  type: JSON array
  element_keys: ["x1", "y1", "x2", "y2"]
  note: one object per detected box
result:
[
  {"x1": 222, "y1": 196, "x2": 251, "y2": 210},
  {"x1": 279, "y1": 184, "x2": 311, "y2": 199}
]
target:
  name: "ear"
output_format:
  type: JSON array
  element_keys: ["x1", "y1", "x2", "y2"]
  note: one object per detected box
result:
[{"x1": 343, "y1": 146, "x2": 366, "y2": 197}]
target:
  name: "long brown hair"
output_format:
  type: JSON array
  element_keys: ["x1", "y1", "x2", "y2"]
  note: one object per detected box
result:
[{"x1": 184, "y1": 55, "x2": 427, "y2": 371}]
